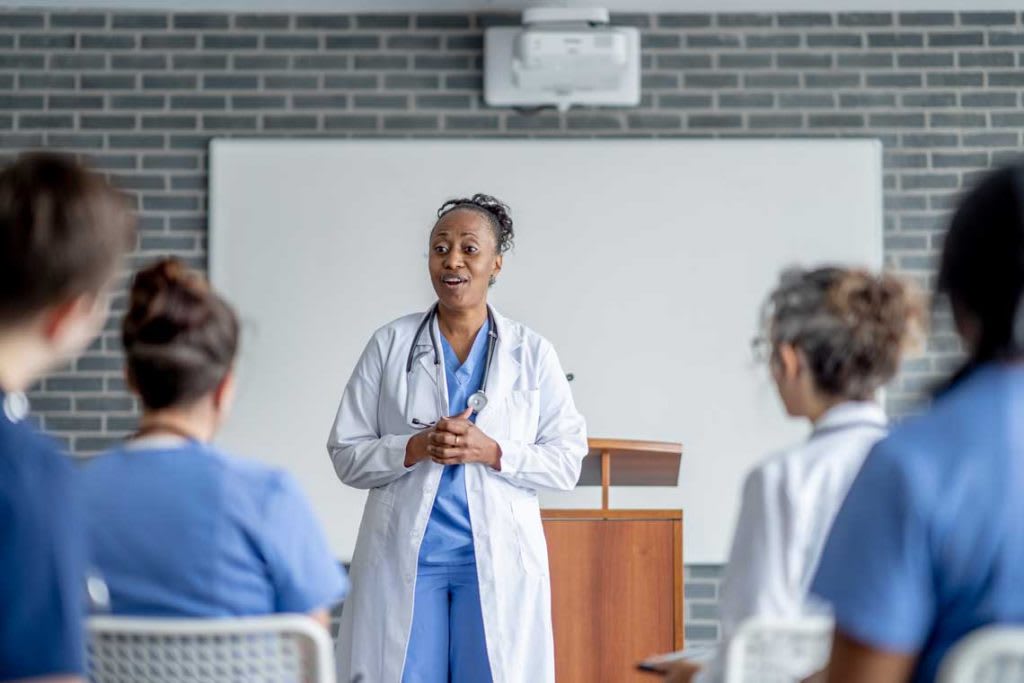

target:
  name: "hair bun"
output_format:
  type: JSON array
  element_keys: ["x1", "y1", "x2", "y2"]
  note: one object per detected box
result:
[
  {"x1": 126, "y1": 258, "x2": 212, "y2": 345},
  {"x1": 436, "y1": 193, "x2": 515, "y2": 254}
]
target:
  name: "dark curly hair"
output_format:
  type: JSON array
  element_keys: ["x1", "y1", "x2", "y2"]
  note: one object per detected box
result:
[{"x1": 435, "y1": 193, "x2": 514, "y2": 254}]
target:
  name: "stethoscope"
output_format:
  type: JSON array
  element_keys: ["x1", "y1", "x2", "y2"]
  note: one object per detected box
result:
[{"x1": 405, "y1": 303, "x2": 498, "y2": 428}]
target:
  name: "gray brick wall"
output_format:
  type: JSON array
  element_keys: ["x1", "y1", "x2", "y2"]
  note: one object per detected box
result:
[{"x1": 6, "y1": 8, "x2": 1019, "y2": 646}]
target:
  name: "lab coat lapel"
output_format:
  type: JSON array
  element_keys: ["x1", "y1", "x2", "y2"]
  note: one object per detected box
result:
[{"x1": 475, "y1": 309, "x2": 522, "y2": 431}]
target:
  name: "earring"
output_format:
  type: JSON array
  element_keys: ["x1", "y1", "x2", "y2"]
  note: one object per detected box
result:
[{"x1": 489, "y1": 275, "x2": 497, "y2": 286}]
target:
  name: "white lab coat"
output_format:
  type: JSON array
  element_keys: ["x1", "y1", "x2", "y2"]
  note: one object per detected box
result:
[
  {"x1": 328, "y1": 308, "x2": 588, "y2": 683},
  {"x1": 695, "y1": 401, "x2": 888, "y2": 683}
]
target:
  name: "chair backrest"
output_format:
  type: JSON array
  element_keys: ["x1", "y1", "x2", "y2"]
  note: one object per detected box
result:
[
  {"x1": 88, "y1": 614, "x2": 336, "y2": 683},
  {"x1": 725, "y1": 616, "x2": 834, "y2": 683},
  {"x1": 939, "y1": 626, "x2": 1024, "y2": 683}
]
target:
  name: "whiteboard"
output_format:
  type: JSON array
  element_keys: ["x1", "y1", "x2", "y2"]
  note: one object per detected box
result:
[{"x1": 209, "y1": 139, "x2": 882, "y2": 563}]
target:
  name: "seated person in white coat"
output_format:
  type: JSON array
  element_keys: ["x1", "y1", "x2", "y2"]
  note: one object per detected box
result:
[
  {"x1": 79, "y1": 259, "x2": 348, "y2": 626},
  {"x1": 665, "y1": 266, "x2": 924, "y2": 683}
]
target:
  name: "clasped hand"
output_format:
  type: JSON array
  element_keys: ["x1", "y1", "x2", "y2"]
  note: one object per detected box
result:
[{"x1": 405, "y1": 408, "x2": 501, "y2": 469}]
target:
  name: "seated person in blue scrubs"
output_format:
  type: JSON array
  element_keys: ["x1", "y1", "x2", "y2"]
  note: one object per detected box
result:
[
  {"x1": 79, "y1": 258, "x2": 348, "y2": 627},
  {"x1": 0, "y1": 153, "x2": 136, "y2": 682},
  {"x1": 812, "y1": 162, "x2": 1024, "y2": 682}
]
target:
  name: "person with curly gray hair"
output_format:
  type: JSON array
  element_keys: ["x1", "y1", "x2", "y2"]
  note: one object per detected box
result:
[
  {"x1": 663, "y1": 266, "x2": 925, "y2": 683},
  {"x1": 328, "y1": 194, "x2": 587, "y2": 683}
]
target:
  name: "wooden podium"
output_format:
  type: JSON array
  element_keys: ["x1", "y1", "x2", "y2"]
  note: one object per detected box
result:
[{"x1": 542, "y1": 439, "x2": 684, "y2": 683}]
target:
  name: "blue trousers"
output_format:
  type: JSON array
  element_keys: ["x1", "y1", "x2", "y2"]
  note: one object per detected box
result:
[{"x1": 401, "y1": 563, "x2": 493, "y2": 683}]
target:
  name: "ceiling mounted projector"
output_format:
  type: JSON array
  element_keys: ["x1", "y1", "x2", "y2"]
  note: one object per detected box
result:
[{"x1": 484, "y1": 7, "x2": 641, "y2": 112}]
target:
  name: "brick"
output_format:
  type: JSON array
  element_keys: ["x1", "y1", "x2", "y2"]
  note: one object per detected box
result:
[
  {"x1": 779, "y1": 93, "x2": 835, "y2": 108},
  {"x1": 143, "y1": 74, "x2": 197, "y2": 90},
  {"x1": 81, "y1": 34, "x2": 135, "y2": 50},
  {"x1": 930, "y1": 112, "x2": 986, "y2": 127},
  {"x1": 744, "y1": 73, "x2": 800, "y2": 88},
  {"x1": 898, "y1": 13, "x2": 955, "y2": 26},
  {"x1": 49, "y1": 13, "x2": 105, "y2": 28},
  {"x1": 415, "y1": 94, "x2": 472, "y2": 109},
  {"x1": 746, "y1": 34, "x2": 800, "y2": 48},
  {"x1": 143, "y1": 154, "x2": 199, "y2": 170},
  {"x1": 867, "y1": 32, "x2": 924, "y2": 48},
  {"x1": 926, "y1": 72, "x2": 984, "y2": 88},
  {"x1": 866, "y1": 73, "x2": 922, "y2": 87},
  {"x1": 49, "y1": 53, "x2": 104, "y2": 69},
  {"x1": 204, "y1": 74, "x2": 259, "y2": 89},
  {"x1": 142, "y1": 115, "x2": 197, "y2": 130},
  {"x1": 960, "y1": 12, "x2": 1017, "y2": 25},
  {"x1": 962, "y1": 132, "x2": 1020, "y2": 147},
  {"x1": 839, "y1": 53, "x2": 894, "y2": 68},
  {"x1": 626, "y1": 113, "x2": 682, "y2": 129},
  {"x1": 642, "y1": 34, "x2": 682, "y2": 49},
  {"x1": 385, "y1": 74, "x2": 440, "y2": 89},
  {"x1": 174, "y1": 14, "x2": 229, "y2": 29},
  {"x1": 324, "y1": 74, "x2": 378, "y2": 90},
  {"x1": 354, "y1": 94, "x2": 408, "y2": 109},
  {"x1": 717, "y1": 13, "x2": 773, "y2": 27},
  {"x1": 659, "y1": 94, "x2": 713, "y2": 108},
  {"x1": 749, "y1": 113, "x2": 803, "y2": 128},
  {"x1": 203, "y1": 34, "x2": 258, "y2": 50},
  {"x1": 0, "y1": 95, "x2": 44, "y2": 110},
  {"x1": 356, "y1": 14, "x2": 410, "y2": 29},
  {"x1": 990, "y1": 32, "x2": 1024, "y2": 47},
  {"x1": 901, "y1": 133, "x2": 958, "y2": 147},
  {"x1": 657, "y1": 14, "x2": 711, "y2": 28},
  {"x1": 49, "y1": 377, "x2": 104, "y2": 392},
  {"x1": 172, "y1": 54, "x2": 226, "y2": 70},
  {"x1": 718, "y1": 54, "x2": 772, "y2": 69},
  {"x1": 46, "y1": 133, "x2": 104, "y2": 149},
  {"x1": 778, "y1": 13, "x2": 832, "y2": 27},
  {"x1": 293, "y1": 54, "x2": 349, "y2": 69},
  {"x1": 989, "y1": 72, "x2": 1024, "y2": 86},
  {"x1": 324, "y1": 114, "x2": 378, "y2": 131},
  {"x1": 236, "y1": 14, "x2": 290, "y2": 29},
  {"x1": 932, "y1": 152, "x2": 990, "y2": 168},
  {"x1": 233, "y1": 55, "x2": 288, "y2": 70},
  {"x1": 566, "y1": 114, "x2": 623, "y2": 131},
  {"x1": 962, "y1": 92, "x2": 1017, "y2": 107},
  {"x1": 870, "y1": 113, "x2": 926, "y2": 127},
  {"x1": 414, "y1": 55, "x2": 469, "y2": 70},
  {"x1": 929, "y1": 32, "x2": 985, "y2": 47},
  {"x1": 809, "y1": 114, "x2": 865, "y2": 128},
  {"x1": 777, "y1": 53, "x2": 833, "y2": 68},
  {"x1": 958, "y1": 51, "x2": 1015, "y2": 67},
  {"x1": 263, "y1": 114, "x2": 318, "y2": 130},
  {"x1": 687, "y1": 34, "x2": 741, "y2": 49},
  {"x1": 719, "y1": 93, "x2": 774, "y2": 108},
  {"x1": 113, "y1": 13, "x2": 168, "y2": 29},
  {"x1": 81, "y1": 115, "x2": 137, "y2": 130},
  {"x1": 170, "y1": 94, "x2": 224, "y2": 109},
  {"x1": 684, "y1": 73, "x2": 738, "y2": 88},
  {"x1": 389, "y1": 34, "x2": 443, "y2": 50},
  {"x1": 20, "y1": 74, "x2": 75, "y2": 89},
  {"x1": 232, "y1": 95, "x2": 287, "y2": 109},
  {"x1": 293, "y1": 94, "x2": 349, "y2": 109},
  {"x1": 609, "y1": 14, "x2": 650, "y2": 28},
  {"x1": 413, "y1": 14, "x2": 469, "y2": 29},
  {"x1": 839, "y1": 12, "x2": 893, "y2": 26},
  {"x1": 325, "y1": 34, "x2": 380, "y2": 50},
  {"x1": 109, "y1": 134, "x2": 166, "y2": 149},
  {"x1": 0, "y1": 12, "x2": 44, "y2": 27},
  {"x1": 901, "y1": 173, "x2": 959, "y2": 190},
  {"x1": 355, "y1": 55, "x2": 408, "y2": 70},
  {"x1": 807, "y1": 33, "x2": 864, "y2": 48},
  {"x1": 77, "y1": 437, "x2": 123, "y2": 453},
  {"x1": 264, "y1": 75, "x2": 318, "y2": 89},
  {"x1": 805, "y1": 73, "x2": 860, "y2": 88},
  {"x1": 295, "y1": 14, "x2": 350, "y2": 29},
  {"x1": 81, "y1": 75, "x2": 136, "y2": 90},
  {"x1": 992, "y1": 112, "x2": 1024, "y2": 127},
  {"x1": 657, "y1": 54, "x2": 712, "y2": 69},
  {"x1": 142, "y1": 34, "x2": 195, "y2": 50},
  {"x1": 898, "y1": 52, "x2": 954, "y2": 68},
  {"x1": 444, "y1": 115, "x2": 499, "y2": 131},
  {"x1": 506, "y1": 114, "x2": 562, "y2": 131},
  {"x1": 113, "y1": 54, "x2": 168, "y2": 70},
  {"x1": 20, "y1": 114, "x2": 74, "y2": 129},
  {"x1": 902, "y1": 92, "x2": 957, "y2": 107},
  {"x1": 885, "y1": 152, "x2": 928, "y2": 168},
  {"x1": 382, "y1": 115, "x2": 439, "y2": 131},
  {"x1": 840, "y1": 93, "x2": 896, "y2": 108},
  {"x1": 19, "y1": 33, "x2": 76, "y2": 49},
  {"x1": 47, "y1": 416, "x2": 103, "y2": 431},
  {"x1": 447, "y1": 35, "x2": 483, "y2": 51},
  {"x1": 689, "y1": 114, "x2": 742, "y2": 128},
  {"x1": 265, "y1": 34, "x2": 320, "y2": 50},
  {"x1": 0, "y1": 54, "x2": 45, "y2": 69}
]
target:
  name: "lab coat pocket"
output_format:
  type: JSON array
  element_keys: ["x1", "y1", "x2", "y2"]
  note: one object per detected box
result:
[
  {"x1": 510, "y1": 496, "x2": 550, "y2": 577},
  {"x1": 505, "y1": 389, "x2": 541, "y2": 442},
  {"x1": 362, "y1": 486, "x2": 395, "y2": 563}
]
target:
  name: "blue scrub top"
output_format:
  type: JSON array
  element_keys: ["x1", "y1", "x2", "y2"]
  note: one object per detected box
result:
[
  {"x1": 418, "y1": 318, "x2": 490, "y2": 567},
  {"x1": 0, "y1": 391, "x2": 86, "y2": 680},
  {"x1": 79, "y1": 440, "x2": 349, "y2": 617},
  {"x1": 812, "y1": 363, "x2": 1024, "y2": 683}
]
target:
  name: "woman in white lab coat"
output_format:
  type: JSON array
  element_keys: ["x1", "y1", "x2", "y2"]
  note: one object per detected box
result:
[
  {"x1": 328, "y1": 194, "x2": 587, "y2": 683},
  {"x1": 665, "y1": 266, "x2": 924, "y2": 683}
]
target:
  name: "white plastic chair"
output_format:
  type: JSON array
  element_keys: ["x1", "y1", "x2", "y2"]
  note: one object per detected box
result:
[
  {"x1": 725, "y1": 616, "x2": 834, "y2": 683},
  {"x1": 938, "y1": 626, "x2": 1024, "y2": 683},
  {"x1": 87, "y1": 614, "x2": 336, "y2": 683}
]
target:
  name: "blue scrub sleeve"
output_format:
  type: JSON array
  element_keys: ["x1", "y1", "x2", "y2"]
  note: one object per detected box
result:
[
  {"x1": 261, "y1": 472, "x2": 350, "y2": 614},
  {"x1": 0, "y1": 453, "x2": 86, "y2": 678},
  {"x1": 811, "y1": 438, "x2": 936, "y2": 653}
]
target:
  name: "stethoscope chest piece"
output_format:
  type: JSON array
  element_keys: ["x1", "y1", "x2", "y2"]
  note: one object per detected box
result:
[{"x1": 467, "y1": 391, "x2": 488, "y2": 413}]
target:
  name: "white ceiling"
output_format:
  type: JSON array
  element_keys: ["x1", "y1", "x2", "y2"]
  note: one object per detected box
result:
[{"x1": 4, "y1": 1, "x2": 1023, "y2": 11}]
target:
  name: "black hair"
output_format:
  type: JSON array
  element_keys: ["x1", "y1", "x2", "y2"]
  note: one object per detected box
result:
[
  {"x1": 937, "y1": 162, "x2": 1024, "y2": 389},
  {"x1": 435, "y1": 193, "x2": 514, "y2": 254}
]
